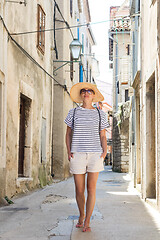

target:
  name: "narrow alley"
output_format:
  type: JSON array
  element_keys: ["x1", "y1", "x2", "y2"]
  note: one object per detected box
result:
[
  {"x1": 1, "y1": 1, "x2": 160, "y2": 239},
  {"x1": 0, "y1": 166, "x2": 160, "y2": 240}
]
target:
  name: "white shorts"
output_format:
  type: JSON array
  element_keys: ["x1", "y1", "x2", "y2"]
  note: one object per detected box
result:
[{"x1": 70, "y1": 152, "x2": 104, "y2": 174}]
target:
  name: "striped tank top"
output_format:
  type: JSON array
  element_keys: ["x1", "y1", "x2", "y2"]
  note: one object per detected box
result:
[{"x1": 64, "y1": 106, "x2": 109, "y2": 153}]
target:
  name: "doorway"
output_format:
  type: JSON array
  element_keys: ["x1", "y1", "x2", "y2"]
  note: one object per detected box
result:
[
  {"x1": 18, "y1": 94, "x2": 31, "y2": 177},
  {"x1": 146, "y1": 75, "x2": 156, "y2": 198}
]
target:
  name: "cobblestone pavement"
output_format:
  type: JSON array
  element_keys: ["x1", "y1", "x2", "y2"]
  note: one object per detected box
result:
[{"x1": 0, "y1": 166, "x2": 160, "y2": 240}]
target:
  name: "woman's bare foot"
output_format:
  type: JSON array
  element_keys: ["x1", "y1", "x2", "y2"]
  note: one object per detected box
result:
[
  {"x1": 76, "y1": 215, "x2": 85, "y2": 228},
  {"x1": 82, "y1": 219, "x2": 91, "y2": 232},
  {"x1": 82, "y1": 226, "x2": 91, "y2": 232}
]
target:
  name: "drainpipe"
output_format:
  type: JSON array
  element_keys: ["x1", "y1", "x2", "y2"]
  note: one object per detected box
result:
[
  {"x1": 132, "y1": 0, "x2": 139, "y2": 187},
  {"x1": 109, "y1": 33, "x2": 118, "y2": 112},
  {"x1": 115, "y1": 44, "x2": 118, "y2": 112},
  {"x1": 51, "y1": 73, "x2": 54, "y2": 178}
]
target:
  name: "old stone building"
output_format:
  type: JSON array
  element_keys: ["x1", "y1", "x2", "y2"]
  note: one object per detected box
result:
[
  {"x1": 109, "y1": 5, "x2": 131, "y2": 172},
  {"x1": 129, "y1": 0, "x2": 160, "y2": 211},
  {"x1": 52, "y1": 0, "x2": 98, "y2": 179},
  {"x1": 0, "y1": 0, "x2": 54, "y2": 199},
  {"x1": 0, "y1": 0, "x2": 8, "y2": 201},
  {"x1": 140, "y1": 0, "x2": 157, "y2": 203},
  {"x1": 0, "y1": 0, "x2": 98, "y2": 201},
  {"x1": 129, "y1": 0, "x2": 141, "y2": 188},
  {"x1": 109, "y1": 6, "x2": 131, "y2": 112}
]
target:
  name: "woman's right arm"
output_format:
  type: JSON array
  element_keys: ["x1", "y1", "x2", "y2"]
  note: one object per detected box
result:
[{"x1": 65, "y1": 126, "x2": 73, "y2": 161}]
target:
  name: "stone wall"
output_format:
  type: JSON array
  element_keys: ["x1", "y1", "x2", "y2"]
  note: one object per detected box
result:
[
  {"x1": 112, "y1": 117, "x2": 121, "y2": 172},
  {"x1": 0, "y1": 1, "x2": 54, "y2": 198},
  {"x1": 112, "y1": 101, "x2": 130, "y2": 173}
]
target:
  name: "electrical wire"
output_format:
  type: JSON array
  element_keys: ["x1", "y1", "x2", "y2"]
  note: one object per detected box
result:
[
  {"x1": 96, "y1": 79, "x2": 112, "y2": 85},
  {"x1": 97, "y1": 87, "x2": 113, "y2": 96},
  {"x1": 0, "y1": 15, "x2": 65, "y2": 90},
  {"x1": 0, "y1": 14, "x2": 94, "y2": 104},
  {"x1": 0, "y1": 16, "x2": 83, "y2": 106},
  {"x1": 10, "y1": 11, "x2": 140, "y2": 36},
  {"x1": 54, "y1": 2, "x2": 58, "y2": 59},
  {"x1": 10, "y1": 20, "x2": 128, "y2": 36},
  {"x1": 10, "y1": 20, "x2": 106, "y2": 36},
  {"x1": 53, "y1": 0, "x2": 74, "y2": 39},
  {"x1": 5, "y1": 0, "x2": 25, "y2": 4},
  {"x1": 9, "y1": 0, "x2": 75, "y2": 42}
]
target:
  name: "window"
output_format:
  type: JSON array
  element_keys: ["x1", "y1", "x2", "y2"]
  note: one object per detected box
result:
[
  {"x1": 70, "y1": 0, "x2": 73, "y2": 17},
  {"x1": 70, "y1": 53, "x2": 73, "y2": 81},
  {"x1": 109, "y1": 62, "x2": 113, "y2": 69},
  {"x1": 138, "y1": 0, "x2": 140, "y2": 12},
  {"x1": 77, "y1": 19, "x2": 80, "y2": 39},
  {"x1": 90, "y1": 68, "x2": 92, "y2": 83},
  {"x1": 82, "y1": 34, "x2": 84, "y2": 54},
  {"x1": 89, "y1": 43, "x2": 91, "y2": 54},
  {"x1": 117, "y1": 81, "x2": 119, "y2": 94},
  {"x1": 126, "y1": 44, "x2": 130, "y2": 55},
  {"x1": 109, "y1": 37, "x2": 113, "y2": 61},
  {"x1": 41, "y1": 117, "x2": 46, "y2": 163},
  {"x1": 86, "y1": 37, "x2": 88, "y2": 48},
  {"x1": 37, "y1": 4, "x2": 46, "y2": 54},
  {"x1": 125, "y1": 89, "x2": 130, "y2": 102},
  {"x1": 86, "y1": 62, "x2": 89, "y2": 82}
]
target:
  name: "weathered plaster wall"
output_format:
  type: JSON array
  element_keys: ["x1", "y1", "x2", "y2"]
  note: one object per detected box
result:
[
  {"x1": 141, "y1": 0, "x2": 157, "y2": 200},
  {"x1": 4, "y1": 0, "x2": 54, "y2": 197},
  {"x1": 0, "y1": 1, "x2": 8, "y2": 199}
]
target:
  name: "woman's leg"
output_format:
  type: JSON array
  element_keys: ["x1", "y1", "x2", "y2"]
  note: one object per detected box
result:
[
  {"x1": 84, "y1": 172, "x2": 99, "y2": 228},
  {"x1": 74, "y1": 174, "x2": 86, "y2": 224}
]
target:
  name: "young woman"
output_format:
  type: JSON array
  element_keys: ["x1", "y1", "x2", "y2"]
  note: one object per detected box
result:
[{"x1": 64, "y1": 82, "x2": 109, "y2": 232}]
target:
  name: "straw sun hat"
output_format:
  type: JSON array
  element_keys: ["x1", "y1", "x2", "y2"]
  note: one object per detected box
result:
[{"x1": 70, "y1": 82, "x2": 104, "y2": 103}]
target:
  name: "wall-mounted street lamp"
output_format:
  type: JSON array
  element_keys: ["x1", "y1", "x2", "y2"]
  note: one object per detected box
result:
[
  {"x1": 69, "y1": 39, "x2": 82, "y2": 60},
  {"x1": 53, "y1": 38, "x2": 82, "y2": 75}
]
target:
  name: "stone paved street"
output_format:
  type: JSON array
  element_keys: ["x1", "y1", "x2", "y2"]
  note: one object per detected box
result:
[{"x1": 0, "y1": 166, "x2": 160, "y2": 240}]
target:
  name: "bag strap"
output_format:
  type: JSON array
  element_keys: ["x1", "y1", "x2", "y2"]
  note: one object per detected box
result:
[
  {"x1": 96, "y1": 108, "x2": 101, "y2": 134},
  {"x1": 72, "y1": 107, "x2": 77, "y2": 130}
]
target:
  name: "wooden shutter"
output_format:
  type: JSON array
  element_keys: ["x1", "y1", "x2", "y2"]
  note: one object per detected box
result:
[{"x1": 37, "y1": 4, "x2": 46, "y2": 54}]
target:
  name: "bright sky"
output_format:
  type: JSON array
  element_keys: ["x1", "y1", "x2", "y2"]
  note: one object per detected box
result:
[{"x1": 88, "y1": 0, "x2": 127, "y2": 106}]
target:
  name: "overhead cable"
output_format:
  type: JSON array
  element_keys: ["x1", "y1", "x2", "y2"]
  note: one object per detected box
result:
[
  {"x1": 53, "y1": 2, "x2": 58, "y2": 59},
  {"x1": 5, "y1": 0, "x2": 26, "y2": 4},
  {"x1": 0, "y1": 15, "x2": 65, "y2": 89},
  {"x1": 10, "y1": 11, "x2": 141, "y2": 37},
  {"x1": 10, "y1": 20, "x2": 127, "y2": 36},
  {"x1": 97, "y1": 87, "x2": 113, "y2": 96},
  {"x1": 10, "y1": 9, "x2": 140, "y2": 37},
  {"x1": 96, "y1": 79, "x2": 112, "y2": 85},
  {"x1": 53, "y1": 0, "x2": 74, "y2": 39}
]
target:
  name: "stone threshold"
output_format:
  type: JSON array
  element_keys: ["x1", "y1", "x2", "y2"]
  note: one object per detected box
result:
[
  {"x1": 136, "y1": 183, "x2": 141, "y2": 193},
  {"x1": 16, "y1": 177, "x2": 33, "y2": 182},
  {"x1": 16, "y1": 177, "x2": 33, "y2": 187},
  {"x1": 145, "y1": 198, "x2": 157, "y2": 210}
]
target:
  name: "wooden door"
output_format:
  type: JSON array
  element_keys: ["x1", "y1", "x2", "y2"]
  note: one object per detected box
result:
[{"x1": 18, "y1": 96, "x2": 25, "y2": 177}]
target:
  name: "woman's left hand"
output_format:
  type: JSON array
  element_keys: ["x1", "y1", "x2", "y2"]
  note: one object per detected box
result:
[
  {"x1": 100, "y1": 130, "x2": 107, "y2": 160},
  {"x1": 100, "y1": 152, "x2": 106, "y2": 159}
]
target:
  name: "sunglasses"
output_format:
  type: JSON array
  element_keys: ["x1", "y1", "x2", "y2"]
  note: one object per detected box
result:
[{"x1": 80, "y1": 89, "x2": 95, "y2": 95}]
